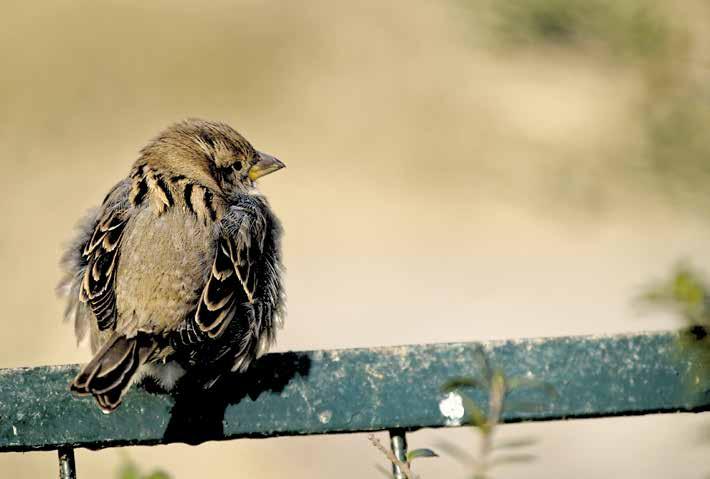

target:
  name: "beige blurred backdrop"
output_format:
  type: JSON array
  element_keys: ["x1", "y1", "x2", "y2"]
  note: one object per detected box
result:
[{"x1": 2, "y1": 0, "x2": 710, "y2": 477}]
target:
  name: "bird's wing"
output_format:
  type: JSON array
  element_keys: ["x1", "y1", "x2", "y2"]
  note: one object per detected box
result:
[
  {"x1": 169, "y1": 195, "x2": 283, "y2": 374},
  {"x1": 78, "y1": 181, "x2": 132, "y2": 331},
  {"x1": 192, "y1": 201, "x2": 268, "y2": 339}
]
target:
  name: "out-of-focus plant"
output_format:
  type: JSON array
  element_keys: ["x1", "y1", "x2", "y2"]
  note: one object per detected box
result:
[
  {"x1": 440, "y1": 348, "x2": 556, "y2": 479},
  {"x1": 486, "y1": 0, "x2": 677, "y2": 64},
  {"x1": 462, "y1": 0, "x2": 710, "y2": 215},
  {"x1": 637, "y1": 262, "x2": 710, "y2": 390},
  {"x1": 116, "y1": 455, "x2": 172, "y2": 479},
  {"x1": 643, "y1": 87, "x2": 710, "y2": 205},
  {"x1": 370, "y1": 348, "x2": 556, "y2": 479},
  {"x1": 369, "y1": 433, "x2": 438, "y2": 479}
]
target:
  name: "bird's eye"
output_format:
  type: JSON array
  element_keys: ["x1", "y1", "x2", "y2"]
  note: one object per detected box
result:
[{"x1": 233, "y1": 161, "x2": 243, "y2": 172}]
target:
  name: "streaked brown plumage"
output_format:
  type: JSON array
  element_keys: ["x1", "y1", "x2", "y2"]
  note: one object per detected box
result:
[{"x1": 58, "y1": 119, "x2": 286, "y2": 412}]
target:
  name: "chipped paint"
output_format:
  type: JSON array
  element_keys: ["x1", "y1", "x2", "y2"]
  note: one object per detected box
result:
[
  {"x1": 439, "y1": 392, "x2": 465, "y2": 426},
  {"x1": 318, "y1": 410, "x2": 332, "y2": 424}
]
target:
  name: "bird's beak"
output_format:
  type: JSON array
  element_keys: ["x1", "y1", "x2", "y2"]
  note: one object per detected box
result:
[{"x1": 249, "y1": 151, "x2": 286, "y2": 180}]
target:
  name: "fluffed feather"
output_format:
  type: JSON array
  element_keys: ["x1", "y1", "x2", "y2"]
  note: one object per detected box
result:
[{"x1": 59, "y1": 119, "x2": 285, "y2": 411}]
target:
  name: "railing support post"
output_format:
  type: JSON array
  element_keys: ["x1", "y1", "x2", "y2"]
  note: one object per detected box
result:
[
  {"x1": 58, "y1": 446, "x2": 76, "y2": 479},
  {"x1": 388, "y1": 429, "x2": 408, "y2": 479}
]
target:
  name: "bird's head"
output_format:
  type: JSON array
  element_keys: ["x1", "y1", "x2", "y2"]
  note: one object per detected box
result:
[{"x1": 141, "y1": 118, "x2": 285, "y2": 196}]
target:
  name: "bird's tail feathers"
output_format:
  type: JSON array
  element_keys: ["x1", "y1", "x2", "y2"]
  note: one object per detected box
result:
[{"x1": 70, "y1": 333, "x2": 157, "y2": 413}]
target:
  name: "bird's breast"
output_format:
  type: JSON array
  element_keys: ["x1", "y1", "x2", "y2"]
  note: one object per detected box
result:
[{"x1": 115, "y1": 207, "x2": 215, "y2": 335}]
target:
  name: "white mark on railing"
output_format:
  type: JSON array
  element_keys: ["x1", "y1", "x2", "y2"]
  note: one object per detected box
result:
[
  {"x1": 318, "y1": 410, "x2": 332, "y2": 424},
  {"x1": 439, "y1": 392, "x2": 464, "y2": 426}
]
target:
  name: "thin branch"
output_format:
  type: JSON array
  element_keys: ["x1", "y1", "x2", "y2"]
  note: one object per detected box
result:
[{"x1": 368, "y1": 434, "x2": 417, "y2": 479}]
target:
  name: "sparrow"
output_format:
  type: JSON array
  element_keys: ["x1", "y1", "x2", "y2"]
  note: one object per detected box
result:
[{"x1": 58, "y1": 119, "x2": 286, "y2": 413}]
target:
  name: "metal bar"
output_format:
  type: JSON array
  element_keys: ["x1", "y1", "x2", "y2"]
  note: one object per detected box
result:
[
  {"x1": 0, "y1": 331, "x2": 708, "y2": 452},
  {"x1": 58, "y1": 447, "x2": 76, "y2": 479},
  {"x1": 389, "y1": 429, "x2": 408, "y2": 479}
]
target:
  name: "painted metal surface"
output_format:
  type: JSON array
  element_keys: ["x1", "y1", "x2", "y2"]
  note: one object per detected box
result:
[{"x1": 0, "y1": 332, "x2": 707, "y2": 452}]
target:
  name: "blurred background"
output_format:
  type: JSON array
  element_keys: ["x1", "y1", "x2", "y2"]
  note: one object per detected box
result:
[{"x1": 1, "y1": 0, "x2": 710, "y2": 477}]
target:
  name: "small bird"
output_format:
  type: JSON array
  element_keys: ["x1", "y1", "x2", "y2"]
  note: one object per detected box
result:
[{"x1": 58, "y1": 119, "x2": 286, "y2": 413}]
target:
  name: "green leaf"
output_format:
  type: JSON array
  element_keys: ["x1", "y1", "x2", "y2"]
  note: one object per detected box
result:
[
  {"x1": 493, "y1": 436, "x2": 539, "y2": 450},
  {"x1": 637, "y1": 263, "x2": 710, "y2": 325},
  {"x1": 117, "y1": 463, "x2": 141, "y2": 479},
  {"x1": 471, "y1": 347, "x2": 493, "y2": 387},
  {"x1": 458, "y1": 392, "x2": 489, "y2": 430},
  {"x1": 673, "y1": 270, "x2": 705, "y2": 304},
  {"x1": 407, "y1": 448, "x2": 439, "y2": 461},
  {"x1": 145, "y1": 471, "x2": 172, "y2": 479},
  {"x1": 116, "y1": 461, "x2": 171, "y2": 479},
  {"x1": 490, "y1": 369, "x2": 507, "y2": 401},
  {"x1": 441, "y1": 377, "x2": 486, "y2": 393}
]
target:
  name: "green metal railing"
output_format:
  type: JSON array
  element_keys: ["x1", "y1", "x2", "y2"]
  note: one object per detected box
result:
[{"x1": 0, "y1": 331, "x2": 708, "y2": 478}]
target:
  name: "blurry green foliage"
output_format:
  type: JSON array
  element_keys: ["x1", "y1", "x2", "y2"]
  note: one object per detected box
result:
[
  {"x1": 369, "y1": 433, "x2": 437, "y2": 479},
  {"x1": 464, "y1": 0, "x2": 710, "y2": 214},
  {"x1": 496, "y1": 0, "x2": 582, "y2": 43},
  {"x1": 369, "y1": 347, "x2": 555, "y2": 478},
  {"x1": 638, "y1": 263, "x2": 710, "y2": 391},
  {"x1": 490, "y1": 0, "x2": 673, "y2": 61},
  {"x1": 407, "y1": 448, "x2": 439, "y2": 461},
  {"x1": 638, "y1": 263, "x2": 710, "y2": 331},
  {"x1": 644, "y1": 88, "x2": 710, "y2": 203},
  {"x1": 439, "y1": 348, "x2": 556, "y2": 479},
  {"x1": 117, "y1": 457, "x2": 172, "y2": 479}
]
